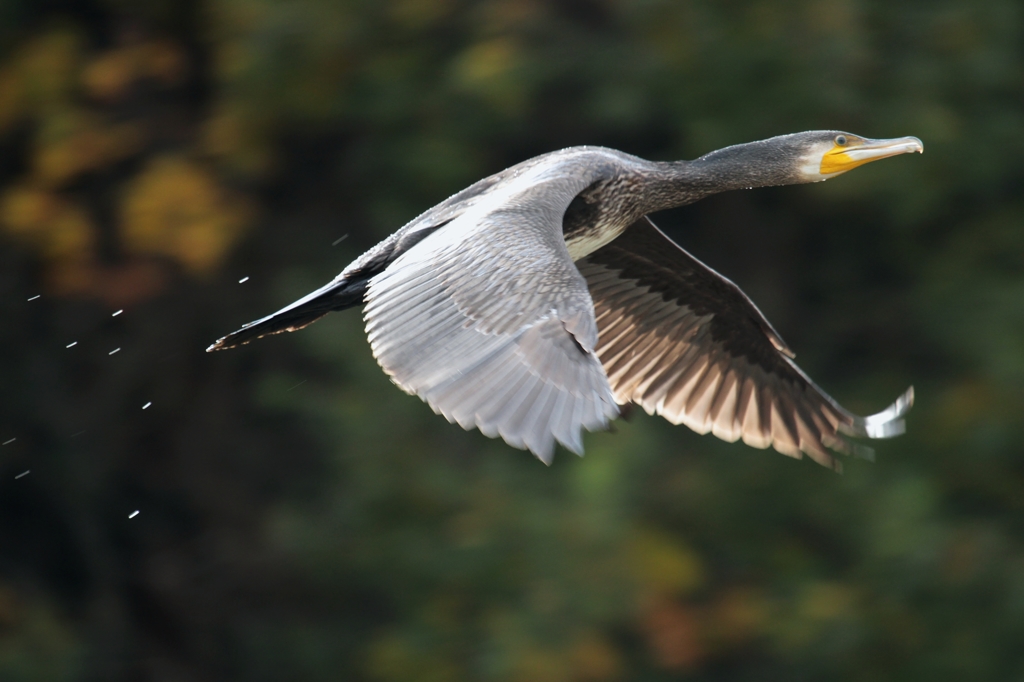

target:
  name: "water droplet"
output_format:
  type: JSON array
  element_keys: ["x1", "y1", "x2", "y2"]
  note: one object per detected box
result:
[
  {"x1": 27, "y1": 295, "x2": 40, "y2": 301},
  {"x1": 14, "y1": 470, "x2": 29, "y2": 479},
  {"x1": 142, "y1": 402, "x2": 152, "y2": 409},
  {"x1": 332, "y1": 234, "x2": 349, "y2": 246},
  {"x1": 108, "y1": 348, "x2": 120, "y2": 355},
  {"x1": 2, "y1": 438, "x2": 15, "y2": 445},
  {"x1": 112, "y1": 309, "x2": 123, "y2": 316},
  {"x1": 238, "y1": 277, "x2": 249, "y2": 283},
  {"x1": 66, "y1": 341, "x2": 77, "y2": 348},
  {"x1": 128, "y1": 510, "x2": 139, "y2": 519}
]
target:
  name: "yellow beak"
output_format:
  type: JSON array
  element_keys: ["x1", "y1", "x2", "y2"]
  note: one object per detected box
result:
[{"x1": 820, "y1": 136, "x2": 924, "y2": 175}]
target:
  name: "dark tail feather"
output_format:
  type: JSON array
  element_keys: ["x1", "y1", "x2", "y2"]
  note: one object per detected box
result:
[{"x1": 207, "y1": 278, "x2": 368, "y2": 351}]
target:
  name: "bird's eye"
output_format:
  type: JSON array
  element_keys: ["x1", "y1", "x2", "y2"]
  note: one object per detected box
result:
[{"x1": 835, "y1": 135, "x2": 848, "y2": 146}]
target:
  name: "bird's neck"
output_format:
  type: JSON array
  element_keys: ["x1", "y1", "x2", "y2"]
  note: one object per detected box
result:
[{"x1": 642, "y1": 143, "x2": 805, "y2": 214}]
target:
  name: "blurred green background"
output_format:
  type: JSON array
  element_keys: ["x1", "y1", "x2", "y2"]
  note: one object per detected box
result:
[{"x1": 1, "y1": 0, "x2": 1022, "y2": 680}]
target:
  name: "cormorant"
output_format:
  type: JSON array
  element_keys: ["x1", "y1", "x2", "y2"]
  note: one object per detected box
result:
[{"x1": 209, "y1": 131, "x2": 922, "y2": 469}]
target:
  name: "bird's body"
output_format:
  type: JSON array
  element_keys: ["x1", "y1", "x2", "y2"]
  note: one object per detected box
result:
[{"x1": 210, "y1": 131, "x2": 922, "y2": 469}]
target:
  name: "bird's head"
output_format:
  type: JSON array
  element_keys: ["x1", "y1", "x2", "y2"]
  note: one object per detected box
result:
[
  {"x1": 793, "y1": 131, "x2": 924, "y2": 182},
  {"x1": 690, "y1": 130, "x2": 923, "y2": 191}
]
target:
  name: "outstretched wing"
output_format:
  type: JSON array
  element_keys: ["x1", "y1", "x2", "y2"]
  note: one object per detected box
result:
[
  {"x1": 578, "y1": 217, "x2": 912, "y2": 470},
  {"x1": 363, "y1": 160, "x2": 620, "y2": 463}
]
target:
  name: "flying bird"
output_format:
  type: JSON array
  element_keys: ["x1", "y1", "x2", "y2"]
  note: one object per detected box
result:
[{"x1": 209, "y1": 131, "x2": 921, "y2": 469}]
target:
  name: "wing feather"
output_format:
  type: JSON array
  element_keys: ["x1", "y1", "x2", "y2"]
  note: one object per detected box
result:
[
  {"x1": 363, "y1": 157, "x2": 621, "y2": 463},
  {"x1": 579, "y1": 216, "x2": 912, "y2": 469}
]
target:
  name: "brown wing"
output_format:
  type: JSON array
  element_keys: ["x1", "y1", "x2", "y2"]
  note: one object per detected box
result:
[{"x1": 577, "y1": 217, "x2": 912, "y2": 470}]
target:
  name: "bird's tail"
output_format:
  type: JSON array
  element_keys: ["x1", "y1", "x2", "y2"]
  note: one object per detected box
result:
[{"x1": 207, "y1": 277, "x2": 368, "y2": 351}]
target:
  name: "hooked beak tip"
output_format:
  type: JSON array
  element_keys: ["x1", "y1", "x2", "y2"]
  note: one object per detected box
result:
[{"x1": 851, "y1": 135, "x2": 925, "y2": 162}]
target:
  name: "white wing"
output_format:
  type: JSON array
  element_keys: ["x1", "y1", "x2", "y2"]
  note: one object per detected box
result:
[{"x1": 363, "y1": 160, "x2": 620, "y2": 463}]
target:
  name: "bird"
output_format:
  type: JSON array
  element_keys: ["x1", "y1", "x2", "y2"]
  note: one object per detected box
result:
[{"x1": 209, "y1": 131, "x2": 922, "y2": 470}]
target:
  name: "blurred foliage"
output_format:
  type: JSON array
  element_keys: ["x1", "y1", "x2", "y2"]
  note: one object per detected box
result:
[{"x1": 1, "y1": 0, "x2": 1023, "y2": 680}]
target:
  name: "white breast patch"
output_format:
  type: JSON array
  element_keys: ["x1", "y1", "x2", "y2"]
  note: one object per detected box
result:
[{"x1": 564, "y1": 220, "x2": 626, "y2": 261}]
